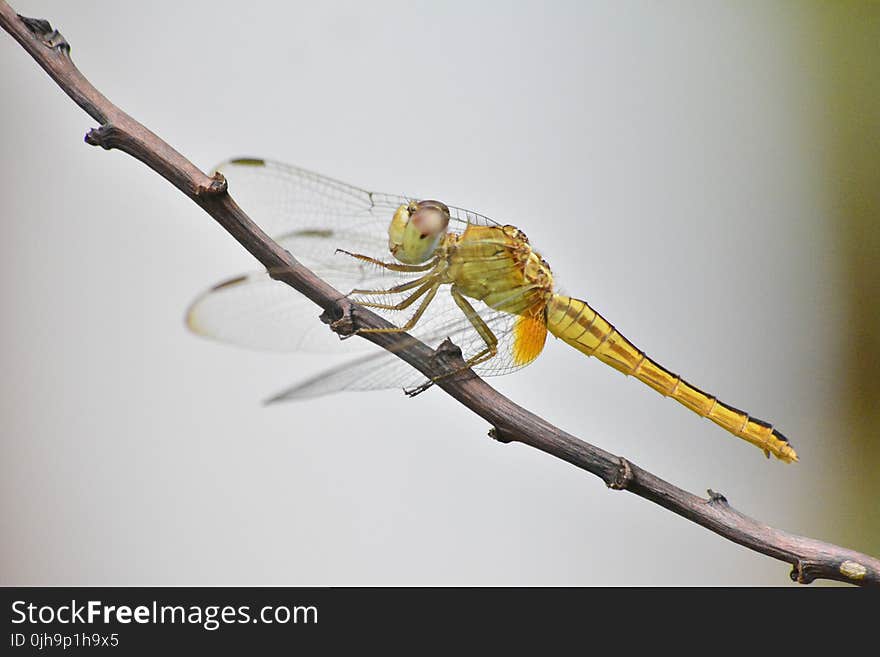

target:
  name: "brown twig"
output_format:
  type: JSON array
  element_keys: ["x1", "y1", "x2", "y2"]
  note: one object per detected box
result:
[{"x1": 2, "y1": 2, "x2": 877, "y2": 586}]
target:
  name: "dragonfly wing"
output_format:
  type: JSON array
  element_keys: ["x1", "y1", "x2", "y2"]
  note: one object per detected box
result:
[
  {"x1": 268, "y1": 286, "x2": 547, "y2": 401},
  {"x1": 190, "y1": 157, "x2": 524, "y2": 376},
  {"x1": 215, "y1": 158, "x2": 404, "y2": 247},
  {"x1": 266, "y1": 350, "x2": 429, "y2": 401},
  {"x1": 353, "y1": 278, "x2": 548, "y2": 375},
  {"x1": 186, "y1": 259, "x2": 435, "y2": 353},
  {"x1": 186, "y1": 178, "x2": 441, "y2": 353},
  {"x1": 186, "y1": 271, "x2": 348, "y2": 353},
  {"x1": 215, "y1": 157, "x2": 500, "y2": 241},
  {"x1": 187, "y1": 155, "x2": 438, "y2": 354}
]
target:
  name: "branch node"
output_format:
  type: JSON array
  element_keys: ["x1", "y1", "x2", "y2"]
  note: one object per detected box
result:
[
  {"x1": 195, "y1": 171, "x2": 227, "y2": 197},
  {"x1": 435, "y1": 338, "x2": 465, "y2": 365},
  {"x1": 404, "y1": 340, "x2": 469, "y2": 397},
  {"x1": 790, "y1": 560, "x2": 814, "y2": 585},
  {"x1": 608, "y1": 456, "x2": 633, "y2": 490},
  {"x1": 18, "y1": 15, "x2": 70, "y2": 53},
  {"x1": 84, "y1": 124, "x2": 119, "y2": 150},
  {"x1": 707, "y1": 489, "x2": 729, "y2": 506},
  {"x1": 489, "y1": 426, "x2": 515, "y2": 444},
  {"x1": 322, "y1": 297, "x2": 356, "y2": 338}
]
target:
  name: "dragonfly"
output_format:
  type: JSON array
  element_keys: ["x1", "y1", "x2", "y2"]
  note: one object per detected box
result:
[{"x1": 186, "y1": 158, "x2": 798, "y2": 463}]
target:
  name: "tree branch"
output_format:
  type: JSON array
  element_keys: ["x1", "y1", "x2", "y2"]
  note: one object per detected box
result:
[{"x1": 3, "y1": 2, "x2": 877, "y2": 587}]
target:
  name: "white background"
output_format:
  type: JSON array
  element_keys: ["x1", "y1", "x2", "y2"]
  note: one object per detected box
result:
[{"x1": 2, "y1": 1, "x2": 877, "y2": 585}]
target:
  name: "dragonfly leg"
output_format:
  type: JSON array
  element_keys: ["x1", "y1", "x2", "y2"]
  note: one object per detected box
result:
[
  {"x1": 450, "y1": 286, "x2": 499, "y2": 368},
  {"x1": 355, "y1": 277, "x2": 439, "y2": 312},
  {"x1": 355, "y1": 280, "x2": 441, "y2": 334},
  {"x1": 336, "y1": 249, "x2": 436, "y2": 273},
  {"x1": 350, "y1": 272, "x2": 436, "y2": 297},
  {"x1": 408, "y1": 286, "x2": 500, "y2": 395}
]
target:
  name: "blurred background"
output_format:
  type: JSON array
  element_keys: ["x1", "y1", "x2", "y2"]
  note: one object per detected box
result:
[{"x1": 1, "y1": 1, "x2": 877, "y2": 585}]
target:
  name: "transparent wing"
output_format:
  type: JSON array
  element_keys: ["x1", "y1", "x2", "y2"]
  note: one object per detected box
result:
[
  {"x1": 189, "y1": 266, "x2": 546, "y2": 399},
  {"x1": 190, "y1": 157, "x2": 538, "y2": 398},
  {"x1": 186, "y1": 262, "x2": 544, "y2": 364},
  {"x1": 268, "y1": 285, "x2": 546, "y2": 401},
  {"x1": 265, "y1": 350, "x2": 427, "y2": 401},
  {"x1": 188, "y1": 157, "x2": 504, "y2": 352},
  {"x1": 186, "y1": 271, "x2": 353, "y2": 354},
  {"x1": 215, "y1": 158, "x2": 499, "y2": 254},
  {"x1": 219, "y1": 159, "x2": 394, "y2": 264}
]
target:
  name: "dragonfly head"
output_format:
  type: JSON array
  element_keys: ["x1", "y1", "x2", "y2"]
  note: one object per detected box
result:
[{"x1": 388, "y1": 200, "x2": 450, "y2": 264}]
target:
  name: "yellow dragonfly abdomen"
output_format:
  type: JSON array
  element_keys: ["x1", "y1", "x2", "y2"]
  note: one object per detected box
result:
[{"x1": 545, "y1": 295, "x2": 798, "y2": 463}]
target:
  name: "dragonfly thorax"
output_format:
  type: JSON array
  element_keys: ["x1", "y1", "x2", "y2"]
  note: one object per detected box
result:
[{"x1": 388, "y1": 200, "x2": 450, "y2": 264}]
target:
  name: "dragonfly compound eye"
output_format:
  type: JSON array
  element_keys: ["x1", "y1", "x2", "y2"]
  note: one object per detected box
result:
[{"x1": 388, "y1": 200, "x2": 450, "y2": 264}]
